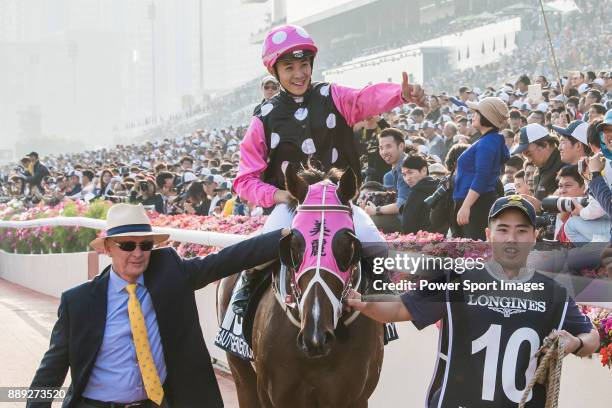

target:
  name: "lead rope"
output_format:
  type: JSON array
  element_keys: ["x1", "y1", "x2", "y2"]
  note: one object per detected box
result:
[{"x1": 518, "y1": 336, "x2": 565, "y2": 408}]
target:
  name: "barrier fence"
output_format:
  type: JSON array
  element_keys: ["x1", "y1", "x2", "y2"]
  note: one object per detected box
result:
[{"x1": 1, "y1": 217, "x2": 610, "y2": 407}]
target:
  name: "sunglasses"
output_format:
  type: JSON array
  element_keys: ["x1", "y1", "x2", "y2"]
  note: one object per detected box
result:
[
  {"x1": 264, "y1": 85, "x2": 279, "y2": 91},
  {"x1": 110, "y1": 240, "x2": 155, "y2": 252}
]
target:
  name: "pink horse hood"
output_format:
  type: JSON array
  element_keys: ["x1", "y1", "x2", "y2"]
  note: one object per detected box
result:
[{"x1": 291, "y1": 180, "x2": 355, "y2": 284}]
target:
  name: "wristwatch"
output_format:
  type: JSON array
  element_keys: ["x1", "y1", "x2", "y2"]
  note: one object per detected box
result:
[
  {"x1": 572, "y1": 336, "x2": 584, "y2": 355},
  {"x1": 375, "y1": 206, "x2": 382, "y2": 215}
]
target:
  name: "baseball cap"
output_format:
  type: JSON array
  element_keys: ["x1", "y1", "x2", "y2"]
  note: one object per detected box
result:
[
  {"x1": 406, "y1": 124, "x2": 419, "y2": 132},
  {"x1": 214, "y1": 181, "x2": 231, "y2": 192},
  {"x1": 261, "y1": 75, "x2": 279, "y2": 87},
  {"x1": 604, "y1": 109, "x2": 612, "y2": 125},
  {"x1": 428, "y1": 162, "x2": 448, "y2": 176},
  {"x1": 511, "y1": 123, "x2": 550, "y2": 155},
  {"x1": 498, "y1": 92, "x2": 510, "y2": 103},
  {"x1": 420, "y1": 121, "x2": 434, "y2": 129},
  {"x1": 183, "y1": 171, "x2": 197, "y2": 184},
  {"x1": 552, "y1": 94, "x2": 567, "y2": 103},
  {"x1": 593, "y1": 78, "x2": 605, "y2": 87},
  {"x1": 488, "y1": 195, "x2": 536, "y2": 226},
  {"x1": 577, "y1": 83, "x2": 590, "y2": 94},
  {"x1": 552, "y1": 120, "x2": 589, "y2": 145}
]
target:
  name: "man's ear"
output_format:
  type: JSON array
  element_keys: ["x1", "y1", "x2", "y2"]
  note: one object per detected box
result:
[{"x1": 485, "y1": 227, "x2": 491, "y2": 242}]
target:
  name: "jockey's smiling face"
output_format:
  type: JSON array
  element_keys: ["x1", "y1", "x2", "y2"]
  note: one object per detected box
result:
[{"x1": 272, "y1": 56, "x2": 312, "y2": 96}]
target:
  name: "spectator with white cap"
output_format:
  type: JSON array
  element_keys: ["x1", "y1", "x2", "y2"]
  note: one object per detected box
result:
[
  {"x1": 66, "y1": 170, "x2": 83, "y2": 198},
  {"x1": 261, "y1": 75, "x2": 279, "y2": 101},
  {"x1": 512, "y1": 123, "x2": 563, "y2": 202},
  {"x1": 554, "y1": 120, "x2": 592, "y2": 165}
]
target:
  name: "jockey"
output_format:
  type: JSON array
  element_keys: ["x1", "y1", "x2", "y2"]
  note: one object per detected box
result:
[{"x1": 231, "y1": 24, "x2": 426, "y2": 315}]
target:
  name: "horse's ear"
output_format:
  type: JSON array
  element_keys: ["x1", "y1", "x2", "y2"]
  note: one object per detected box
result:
[
  {"x1": 279, "y1": 232, "x2": 294, "y2": 268},
  {"x1": 337, "y1": 167, "x2": 357, "y2": 204},
  {"x1": 284, "y1": 162, "x2": 308, "y2": 203},
  {"x1": 346, "y1": 230, "x2": 362, "y2": 268}
]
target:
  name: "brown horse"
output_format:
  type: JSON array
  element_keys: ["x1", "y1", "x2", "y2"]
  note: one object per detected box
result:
[{"x1": 217, "y1": 164, "x2": 384, "y2": 408}]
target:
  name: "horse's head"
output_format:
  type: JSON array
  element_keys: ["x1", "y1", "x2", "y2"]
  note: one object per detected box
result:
[{"x1": 279, "y1": 163, "x2": 362, "y2": 358}]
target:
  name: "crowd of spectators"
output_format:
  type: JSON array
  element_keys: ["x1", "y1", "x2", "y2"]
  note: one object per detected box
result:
[
  {"x1": 3, "y1": 68, "x2": 611, "y2": 246},
  {"x1": 0, "y1": 126, "x2": 266, "y2": 218}
]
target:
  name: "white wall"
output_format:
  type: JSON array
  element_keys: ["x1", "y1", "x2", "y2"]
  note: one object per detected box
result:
[{"x1": 1, "y1": 250, "x2": 610, "y2": 407}]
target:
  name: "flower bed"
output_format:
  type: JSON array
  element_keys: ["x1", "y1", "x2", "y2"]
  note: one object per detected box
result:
[
  {"x1": 582, "y1": 306, "x2": 612, "y2": 368},
  {"x1": 2, "y1": 201, "x2": 612, "y2": 366}
]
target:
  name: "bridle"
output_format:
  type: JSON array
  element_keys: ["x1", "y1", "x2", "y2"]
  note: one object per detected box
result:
[{"x1": 275, "y1": 183, "x2": 362, "y2": 328}]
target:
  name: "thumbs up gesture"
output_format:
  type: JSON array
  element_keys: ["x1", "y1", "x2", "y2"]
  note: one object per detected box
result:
[{"x1": 401, "y1": 72, "x2": 426, "y2": 106}]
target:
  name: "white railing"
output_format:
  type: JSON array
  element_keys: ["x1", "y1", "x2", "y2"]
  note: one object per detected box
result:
[{"x1": 0, "y1": 216, "x2": 249, "y2": 248}]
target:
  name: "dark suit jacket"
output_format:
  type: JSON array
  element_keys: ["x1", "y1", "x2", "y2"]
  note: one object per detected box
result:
[{"x1": 28, "y1": 229, "x2": 283, "y2": 408}]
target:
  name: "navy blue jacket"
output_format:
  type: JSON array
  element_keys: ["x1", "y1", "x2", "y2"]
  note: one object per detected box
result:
[
  {"x1": 28, "y1": 229, "x2": 283, "y2": 408},
  {"x1": 453, "y1": 130, "x2": 509, "y2": 200}
]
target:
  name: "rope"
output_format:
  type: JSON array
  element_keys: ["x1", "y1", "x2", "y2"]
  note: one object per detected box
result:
[{"x1": 519, "y1": 336, "x2": 565, "y2": 408}]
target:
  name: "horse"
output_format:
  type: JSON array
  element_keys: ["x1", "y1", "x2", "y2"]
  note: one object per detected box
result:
[{"x1": 217, "y1": 164, "x2": 384, "y2": 408}]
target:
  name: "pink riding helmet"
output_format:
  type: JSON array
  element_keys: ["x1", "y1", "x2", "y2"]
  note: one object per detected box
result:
[{"x1": 262, "y1": 24, "x2": 318, "y2": 69}]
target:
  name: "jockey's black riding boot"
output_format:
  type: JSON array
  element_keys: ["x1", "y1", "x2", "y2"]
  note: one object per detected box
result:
[{"x1": 231, "y1": 268, "x2": 261, "y2": 316}]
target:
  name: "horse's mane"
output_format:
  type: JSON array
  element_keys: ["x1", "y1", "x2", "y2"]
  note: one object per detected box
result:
[{"x1": 286, "y1": 161, "x2": 346, "y2": 210}]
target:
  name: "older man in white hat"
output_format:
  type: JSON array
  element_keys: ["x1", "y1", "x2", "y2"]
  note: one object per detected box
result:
[{"x1": 29, "y1": 203, "x2": 287, "y2": 408}]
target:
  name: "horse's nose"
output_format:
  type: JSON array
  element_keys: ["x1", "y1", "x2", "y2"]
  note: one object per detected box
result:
[{"x1": 297, "y1": 329, "x2": 336, "y2": 358}]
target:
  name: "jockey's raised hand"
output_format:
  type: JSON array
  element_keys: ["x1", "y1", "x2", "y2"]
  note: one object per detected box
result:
[{"x1": 401, "y1": 72, "x2": 426, "y2": 106}]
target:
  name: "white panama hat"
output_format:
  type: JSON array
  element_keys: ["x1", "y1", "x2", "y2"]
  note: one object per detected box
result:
[{"x1": 90, "y1": 204, "x2": 169, "y2": 251}]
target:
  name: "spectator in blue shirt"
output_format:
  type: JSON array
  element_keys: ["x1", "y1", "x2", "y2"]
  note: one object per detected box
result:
[
  {"x1": 454, "y1": 97, "x2": 510, "y2": 240},
  {"x1": 586, "y1": 110, "x2": 612, "y2": 241},
  {"x1": 364, "y1": 128, "x2": 411, "y2": 232}
]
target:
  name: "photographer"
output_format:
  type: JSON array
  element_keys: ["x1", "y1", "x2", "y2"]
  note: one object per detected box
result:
[
  {"x1": 130, "y1": 177, "x2": 164, "y2": 213},
  {"x1": 184, "y1": 180, "x2": 211, "y2": 216},
  {"x1": 400, "y1": 154, "x2": 440, "y2": 234},
  {"x1": 552, "y1": 165, "x2": 588, "y2": 243},
  {"x1": 65, "y1": 171, "x2": 82, "y2": 198},
  {"x1": 156, "y1": 170, "x2": 176, "y2": 207},
  {"x1": 24, "y1": 152, "x2": 49, "y2": 194}
]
